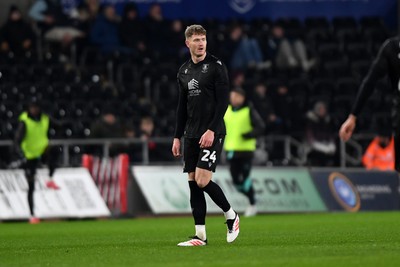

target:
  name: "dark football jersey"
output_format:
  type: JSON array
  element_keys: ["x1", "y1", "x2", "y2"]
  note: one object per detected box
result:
[
  {"x1": 174, "y1": 53, "x2": 229, "y2": 138},
  {"x1": 352, "y1": 36, "x2": 400, "y2": 127}
]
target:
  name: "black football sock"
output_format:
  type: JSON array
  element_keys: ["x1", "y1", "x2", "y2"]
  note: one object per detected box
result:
[
  {"x1": 189, "y1": 181, "x2": 206, "y2": 225},
  {"x1": 27, "y1": 179, "x2": 35, "y2": 216},
  {"x1": 202, "y1": 180, "x2": 231, "y2": 212}
]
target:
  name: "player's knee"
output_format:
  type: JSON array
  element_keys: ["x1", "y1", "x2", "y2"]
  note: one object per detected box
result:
[{"x1": 196, "y1": 179, "x2": 209, "y2": 188}]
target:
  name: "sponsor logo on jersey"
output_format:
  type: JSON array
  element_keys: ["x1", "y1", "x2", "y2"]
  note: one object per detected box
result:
[
  {"x1": 202, "y1": 64, "x2": 209, "y2": 73},
  {"x1": 228, "y1": 0, "x2": 256, "y2": 14},
  {"x1": 216, "y1": 60, "x2": 222, "y2": 65},
  {"x1": 188, "y1": 78, "x2": 201, "y2": 96}
]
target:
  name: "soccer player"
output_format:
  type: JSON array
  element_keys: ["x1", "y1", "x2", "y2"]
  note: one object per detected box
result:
[
  {"x1": 172, "y1": 25, "x2": 239, "y2": 246},
  {"x1": 224, "y1": 88, "x2": 265, "y2": 217},
  {"x1": 339, "y1": 36, "x2": 400, "y2": 172},
  {"x1": 14, "y1": 99, "x2": 60, "y2": 224}
]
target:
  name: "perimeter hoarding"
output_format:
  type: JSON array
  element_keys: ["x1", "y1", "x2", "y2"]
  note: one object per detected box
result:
[
  {"x1": 132, "y1": 166, "x2": 327, "y2": 214},
  {"x1": 311, "y1": 170, "x2": 399, "y2": 212},
  {"x1": 0, "y1": 168, "x2": 110, "y2": 220}
]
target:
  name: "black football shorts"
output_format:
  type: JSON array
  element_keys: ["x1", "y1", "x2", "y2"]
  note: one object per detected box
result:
[{"x1": 183, "y1": 136, "x2": 225, "y2": 173}]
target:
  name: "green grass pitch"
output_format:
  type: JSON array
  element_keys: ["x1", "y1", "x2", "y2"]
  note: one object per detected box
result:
[{"x1": 1, "y1": 212, "x2": 400, "y2": 267}]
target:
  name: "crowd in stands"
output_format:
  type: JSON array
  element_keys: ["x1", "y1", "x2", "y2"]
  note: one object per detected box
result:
[{"x1": 0, "y1": 0, "x2": 394, "y2": 166}]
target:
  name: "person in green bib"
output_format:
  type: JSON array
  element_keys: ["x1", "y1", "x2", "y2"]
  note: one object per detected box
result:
[
  {"x1": 224, "y1": 88, "x2": 265, "y2": 217},
  {"x1": 14, "y1": 99, "x2": 60, "y2": 224}
]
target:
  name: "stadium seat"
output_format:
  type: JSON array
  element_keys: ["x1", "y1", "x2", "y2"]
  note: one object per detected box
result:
[
  {"x1": 344, "y1": 42, "x2": 372, "y2": 62},
  {"x1": 350, "y1": 59, "x2": 372, "y2": 78},
  {"x1": 332, "y1": 17, "x2": 357, "y2": 33},
  {"x1": 335, "y1": 77, "x2": 359, "y2": 97},
  {"x1": 310, "y1": 78, "x2": 335, "y2": 99},
  {"x1": 360, "y1": 16, "x2": 386, "y2": 31}
]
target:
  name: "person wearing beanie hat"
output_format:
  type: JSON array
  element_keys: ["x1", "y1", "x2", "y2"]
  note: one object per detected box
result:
[
  {"x1": 13, "y1": 97, "x2": 61, "y2": 224},
  {"x1": 224, "y1": 88, "x2": 265, "y2": 217}
]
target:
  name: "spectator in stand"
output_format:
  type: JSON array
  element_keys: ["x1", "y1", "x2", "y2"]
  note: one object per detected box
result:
[
  {"x1": 304, "y1": 101, "x2": 336, "y2": 166},
  {"x1": 90, "y1": 109, "x2": 123, "y2": 138},
  {"x1": 90, "y1": 108, "x2": 124, "y2": 157},
  {"x1": 271, "y1": 83, "x2": 292, "y2": 134},
  {"x1": 167, "y1": 19, "x2": 188, "y2": 62},
  {"x1": 28, "y1": 0, "x2": 84, "y2": 48},
  {"x1": 139, "y1": 115, "x2": 171, "y2": 162},
  {"x1": 231, "y1": 71, "x2": 246, "y2": 89},
  {"x1": 362, "y1": 130, "x2": 395, "y2": 171},
  {"x1": 264, "y1": 23, "x2": 314, "y2": 72},
  {"x1": 0, "y1": 5, "x2": 36, "y2": 57},
  {"x1": 144, "y1": 3, "x2": 168, "y2": 59},
  {"x1": 119, "y1": 3, "x2": 148, "y2": 58},
  {"x1": 225, "y1": 24, "x2": 264, "y2": 71},
  {"x1": 90, "y1": 4, "x2": 130, "y2": 54},
  {"x1": 74, "y1": 0, "x2": 100, "y2": 33},
  {"x1": 251, "y1": 82, "x2": 279, "y2": 134}
]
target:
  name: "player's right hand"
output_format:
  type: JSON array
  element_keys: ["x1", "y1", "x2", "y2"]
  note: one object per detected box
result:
[
  {"x1": 172, "y1": 138, "x2": 181, "y2": 157},
  {"x1": 339, "y1": 114, "x2": 356, "y2": 142}
]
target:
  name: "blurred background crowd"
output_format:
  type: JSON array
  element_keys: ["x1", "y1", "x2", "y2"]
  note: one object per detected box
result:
[{"x1": 0, "y1": 0, "x2": 396, "y2": 168}]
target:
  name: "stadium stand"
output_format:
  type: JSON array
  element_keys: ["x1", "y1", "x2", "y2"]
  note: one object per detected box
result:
[{"x1": 0, "y1": 2, "x2": 394, "y2": 166}]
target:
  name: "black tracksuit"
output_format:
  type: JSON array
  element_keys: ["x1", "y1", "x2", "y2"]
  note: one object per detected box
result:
[{"x1": 350, "y1": 36, "x2": 400, "y2": 171}]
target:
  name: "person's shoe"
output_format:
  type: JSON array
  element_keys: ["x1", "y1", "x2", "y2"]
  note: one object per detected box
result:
[
  {"x1": 29, "y1": 217, "x2": 40, "y2": 224},
  {"x1": 177, "y1": 236, "x2": 207, "y2": 247},
  {"x1": 46, "y1": 180, "x2": 60, "y2": 190},
  {"x1": 244, "y1": 205, "x2": 258, "y2": 217},
  {"x1": 226, "y1": 213, "x2": 240, "y2": 243}
]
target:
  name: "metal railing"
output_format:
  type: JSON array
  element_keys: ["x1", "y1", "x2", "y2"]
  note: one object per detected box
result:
[{"x1": 0, "y1": 134, "x2": 374, "y2": 167}]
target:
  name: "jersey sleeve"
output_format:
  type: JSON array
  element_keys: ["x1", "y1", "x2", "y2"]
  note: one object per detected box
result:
[
  {"x1": 351, "y1": 39, "x2": 391, "y2": 116},
  {"x1": 174, "y1": 73, "x2": 187, "y2": 139},
  {"x1": 208, "y1": 61, "x2": 229, "y2": 132}
]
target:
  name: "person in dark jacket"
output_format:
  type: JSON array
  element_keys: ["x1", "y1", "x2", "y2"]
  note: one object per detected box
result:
[
  {"x1": 305, "y1": 101, "x2": 336, "y2": 166},
  {"x1": 119, "y1": 3, "x2": 147, "y2": 57},
  {"x1": 90, "y1": 4, "x2": 130, "y2": 54},
  {"x1": 340, "y1": 36, "x2": 400, "y2": 172},
  {"x1": 0, "y1": 5, "x2": 36, "y2": 56}
]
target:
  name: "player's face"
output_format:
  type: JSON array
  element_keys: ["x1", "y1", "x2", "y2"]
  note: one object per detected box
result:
[{"x1": 186, "y1": 34, "x2": 207, "y2": 58}]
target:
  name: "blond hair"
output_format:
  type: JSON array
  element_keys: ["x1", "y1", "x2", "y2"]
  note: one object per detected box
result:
[{"x1": 185, "y1": 24, "x2": 207, "y2": 40}]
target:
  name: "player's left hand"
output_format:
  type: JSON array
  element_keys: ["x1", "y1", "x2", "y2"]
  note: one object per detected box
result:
[{"x1": 199, "y1": 130, "x2": 214, "y2": 148}]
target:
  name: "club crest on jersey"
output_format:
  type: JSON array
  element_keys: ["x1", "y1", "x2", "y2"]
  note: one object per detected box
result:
[{"x1": 201, "y1": 64, "x2": 209, "y2": 73}]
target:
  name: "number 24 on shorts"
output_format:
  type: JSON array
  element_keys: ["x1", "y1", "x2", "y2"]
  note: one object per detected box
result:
[{"x1": 201, "y1": 149, "x2": 217, "y2": 163}]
